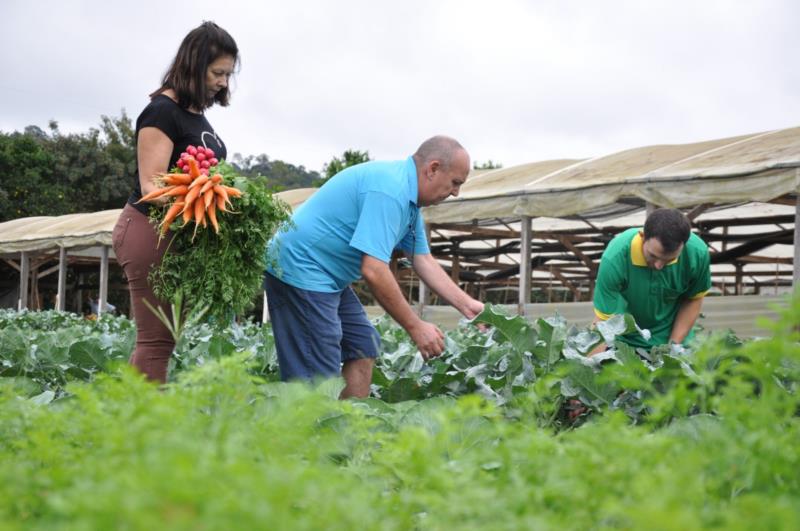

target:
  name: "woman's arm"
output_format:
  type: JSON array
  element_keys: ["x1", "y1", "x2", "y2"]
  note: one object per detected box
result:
[{"x1": 137, "y1": 127, "x2": 174, "y2": 204}]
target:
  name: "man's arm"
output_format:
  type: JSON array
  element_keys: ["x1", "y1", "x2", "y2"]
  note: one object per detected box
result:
[
  {"x1": 669, "y1": 297, "x2": 704, "y2": 344},
  {"x1": 587, "y1": 315, "x2": 606, "y2": 356},
  {"x1": 411, "y1": 253, "x2": 484, "y2": 319},
  {"x1": 361, "y1": 255, "x2": 445, "y2": 360}
]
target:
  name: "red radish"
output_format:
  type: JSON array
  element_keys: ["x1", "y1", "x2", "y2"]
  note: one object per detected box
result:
[
  {"x1": 187, "y1": 146, "x2": 198, "y2": 156},
  {"x1": 209, "y1": 158, "x2": 219, "y2": 166},
  {"x1": 196, "y1": 152, "x2": 207, "y2": 162},
  {"x1": 200, "y1": 160, "x2": 211, "y2": 168}
]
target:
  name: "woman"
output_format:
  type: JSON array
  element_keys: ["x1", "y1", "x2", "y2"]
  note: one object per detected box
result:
[{"x1": 112, "y1": 21, "x2": 238, "y2": 382}]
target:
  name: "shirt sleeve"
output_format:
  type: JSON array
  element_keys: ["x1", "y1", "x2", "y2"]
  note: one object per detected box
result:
[
  {"x1": 593, "y1": 254, "x2": 628, "y2": 320},
  {"x1": 349, "y1": 191, "x2": 406, "y2": 263},
  {"x1": 137, "y1": 99, "x2": 180, "y2": 142},
  {"x1": 686, "y1": 247, "x2": 712, "y2": 299}
]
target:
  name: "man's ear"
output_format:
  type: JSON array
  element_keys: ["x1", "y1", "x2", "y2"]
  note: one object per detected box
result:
[{"x1": 428, "y1": 160, "x2": 440, "y2": 178}]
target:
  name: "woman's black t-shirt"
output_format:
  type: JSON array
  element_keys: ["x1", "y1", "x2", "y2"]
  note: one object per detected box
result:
[{"x1": 127, "y1": 94, "x2": 227, "y2": 214}]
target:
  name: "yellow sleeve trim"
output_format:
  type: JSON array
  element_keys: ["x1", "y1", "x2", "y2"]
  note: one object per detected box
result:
[
  {"x1": 630, "y1": 231, "x2": 647, "y2": 267},
  {"x1": 689, "y1": 290, "x2": 709, "y2": 300},
  {"x1": 594, "y1": 308, "x2": 612, "y2": 320}
]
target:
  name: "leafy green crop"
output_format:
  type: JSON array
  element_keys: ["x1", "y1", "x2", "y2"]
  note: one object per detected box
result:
[
  {"x1": 0, "y1": 309, "x2": 134, "y2": 399},
  {"x1": 0, "y1": 316, "x2": 798, "y2": 529},
  {"x1": 0, "y1": 298, "x2": 798, "y2": 528},
  {"x1": 4, "y1": 294, "x2": 797, "y2": 435},
  {"x1": 149, "y1": 162, "x2": 291, "y2": 323},
  {"x1": 0, "y1": 310, "x2": 278, "y2": 398}
]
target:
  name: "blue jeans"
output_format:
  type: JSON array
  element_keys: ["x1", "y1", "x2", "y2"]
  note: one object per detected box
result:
[{"x1": 264, "y1": 272, "x2": 380, "y2": 381}]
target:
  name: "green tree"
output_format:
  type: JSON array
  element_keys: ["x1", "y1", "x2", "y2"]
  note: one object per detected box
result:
[
  {"x1": 0, "y1": 130, "x2": 57, "y2": 221},
  {"x1": 321, "y1": 149, "x2": 371, "y2": 184},
  {"x1": 473, "y1": 159, "x2": 503, "y2": 170},
  {"x1": 0, "y1": 111, "x2": 136, "y2": 222},
  {"x1": 46, "y1": 114, "x2": 135, "y2": 213},
  {"x1": 230, "y1": 153, "x2": 323, "y2": 190}
]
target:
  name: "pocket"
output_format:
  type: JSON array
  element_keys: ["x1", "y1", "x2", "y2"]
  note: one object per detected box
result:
[
  {"x1": 112, "y1": 215, "x2": 132, "y2": 255},
  {"x1": 662, "y1": 287, "x2": 682, "y2": 302}
]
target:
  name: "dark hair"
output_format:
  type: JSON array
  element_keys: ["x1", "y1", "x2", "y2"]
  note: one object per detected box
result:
[
  {"x1": 150, "y1": 21, "x2": 239, "y2": 110},
  {"x1": 643, "y1": 208, "x2": 691, "y2": 253}
]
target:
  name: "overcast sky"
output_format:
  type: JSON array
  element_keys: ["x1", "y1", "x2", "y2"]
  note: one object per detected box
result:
[{"x1": 1, "y1": 0, "x2": 798, "y2": 174}]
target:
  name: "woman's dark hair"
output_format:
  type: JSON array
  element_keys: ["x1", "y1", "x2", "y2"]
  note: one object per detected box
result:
[
  {"x1": 643, "y1": 208, "x2": 691, "y2": 253},
  {"x1": 150, "y1": 21, "x2": 239, "y2": 110}
]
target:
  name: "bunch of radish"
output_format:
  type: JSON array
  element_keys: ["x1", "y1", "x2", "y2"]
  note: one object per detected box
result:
[
  {"x1": 175, "y1": 145, "x2": 219, "y2": 174},
  {"x1": 137, "y1": 145, "x2": 242, "y2": 237}
]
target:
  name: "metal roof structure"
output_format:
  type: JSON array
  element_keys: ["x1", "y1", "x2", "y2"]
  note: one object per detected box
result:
[{"x1": 1, "y1": 127, "x2": 797, "y2": 321}]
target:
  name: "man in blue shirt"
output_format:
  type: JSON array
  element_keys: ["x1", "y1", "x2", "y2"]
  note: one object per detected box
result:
[{"x1": 264, "y1": 136, "x2": 484, "y2": 398}]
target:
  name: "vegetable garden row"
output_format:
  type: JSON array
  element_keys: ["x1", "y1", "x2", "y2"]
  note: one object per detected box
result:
[{"x1": 0, "y1": 298, "x2": 798, "y2": 529}]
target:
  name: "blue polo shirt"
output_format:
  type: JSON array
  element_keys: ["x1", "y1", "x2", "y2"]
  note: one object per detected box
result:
[{"x1": 266, "y1": 157, "x2": 430, "y2": 292}]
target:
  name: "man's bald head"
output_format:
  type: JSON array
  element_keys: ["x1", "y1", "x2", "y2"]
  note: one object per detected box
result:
[
  {"x1": 412, "y1": 135, "x2": 469, "y2": 170},
  {"x1": 413, "y1": 135, "x2": 471, "y2": 206}
]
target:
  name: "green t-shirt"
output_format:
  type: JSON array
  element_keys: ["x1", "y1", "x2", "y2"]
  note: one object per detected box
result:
[{"x1": 593, "y1": 228, "x2": 711, "y2": 348}]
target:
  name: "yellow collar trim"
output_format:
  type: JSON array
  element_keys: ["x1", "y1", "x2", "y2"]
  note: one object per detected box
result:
[{"x1": 630, "y1": 231, "x2": 679, "y2": 267}]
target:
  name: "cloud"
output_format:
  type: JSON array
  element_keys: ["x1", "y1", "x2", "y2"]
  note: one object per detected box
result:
[{"x1": 1, "y1": 0, "x2": 797, "y2": 173}]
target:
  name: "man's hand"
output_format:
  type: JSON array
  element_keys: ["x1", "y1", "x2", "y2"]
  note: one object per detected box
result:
[
  {"x1": 463, "y1": 298, "x2": 484, "y2": 320},
  {"x1": 409, "y1": 321, "x2": 446, "y2": 360},
  {"x1": 587, "y1": 344, "x2": 607, "y2": 357}
]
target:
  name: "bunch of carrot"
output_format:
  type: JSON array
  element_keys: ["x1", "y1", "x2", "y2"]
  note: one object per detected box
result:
[{"x1": 137, "y1": 151, "x2": 242, "y2": 237}]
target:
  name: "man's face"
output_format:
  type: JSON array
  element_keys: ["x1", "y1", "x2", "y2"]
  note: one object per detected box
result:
[
  {"x1": 642, "y1": 235, "x2": 683, "y2": 270},
  {"x1": 419, "y1": 150, "x2": 470, "y2": 207}
]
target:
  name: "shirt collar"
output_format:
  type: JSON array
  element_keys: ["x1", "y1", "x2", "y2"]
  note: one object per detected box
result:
[
  {"x1": 630, "y1": 230, "x2": 679, "y2": 267},
  {"x1": 406, "y1": 156, "x2": 419, "y2": 206}
]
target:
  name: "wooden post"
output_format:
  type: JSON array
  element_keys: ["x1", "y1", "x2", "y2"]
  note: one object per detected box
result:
[
  {"x1": 30, "y1": 262, "x2": 40, "y2": 310},
  {"x1": 98, "y1": 246, "x2": 109, "y2": 316},
  {"x1": 451, "y1": 241, "x2": 461, "y2": 283},
  {"x1": 75, "y1": 273, "x2": 84, "y2": 314},
  {"x1": 518, "y1": 215, "x2": 532, "y2": 316},
  {"x1": 56, "y1": 247, "x2": 67, "y2": 311},
  {"x1": 794, "y1": 190, "x2": 799, "y2": 291},
  {"x1": 18, "y1": 251, "x2": 29, "y2": 310},
  {"x1": 417, "y1": 225, "x2": 432, "y2": 316},
  {"x1": 735, "y1": 262, "x2": 743, "y2": 295}
]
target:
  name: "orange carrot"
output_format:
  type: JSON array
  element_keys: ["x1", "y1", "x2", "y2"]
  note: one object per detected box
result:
[
  {"x1": 214, "y1": 184, "x2": 231, "y2": 208},
  {"x1": 203, "y1": 188, "x2": 215, "y2": 209},
  {"x1": 222, "y1": 185, "x2": 243, "y2": 198},
  {"x1": 186, "y1": 158, "x2": 201, "y2": 178},
  {"x1": 163, "y1": 185, "x2": 189, "y2": 197},
  {"x1": 199, "y1": 179, "x2": 215, "y2": 195},
  {"x1": 189, "y1": 174, "x2": 210, "y2": 190},
  {"x1": 163, "y1": 173, "x2": 192, "y2": 185},
  {"x1": 182, "y1": 200, "x2": 193, "y2": 224},
  {"x1": 160, "y1": 201, "x2": 185, "y2": 236},
  {"x1": 136, "y1": 185, "x2": 173, "y2": 203},
  {"x1": 215, "y1": 190, "x2": 227, "y2": 212},
  {"x1": 207, "y1": 201, "x2": 219, "y2": 233},
  {"x1": 184, "y1": 184, "x2": 202, "y2": 208},
  {"x1": 194, "y1": 197, "x2": 206, "y2": 226},
  {"x1": 211, "y1": 174, "x2": 223, "y2": 184}
]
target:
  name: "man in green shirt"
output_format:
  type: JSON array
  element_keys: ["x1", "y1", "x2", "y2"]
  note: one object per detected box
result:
[{"x1": 592, "y1": 208, "x2": 712, "y2": 351}]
